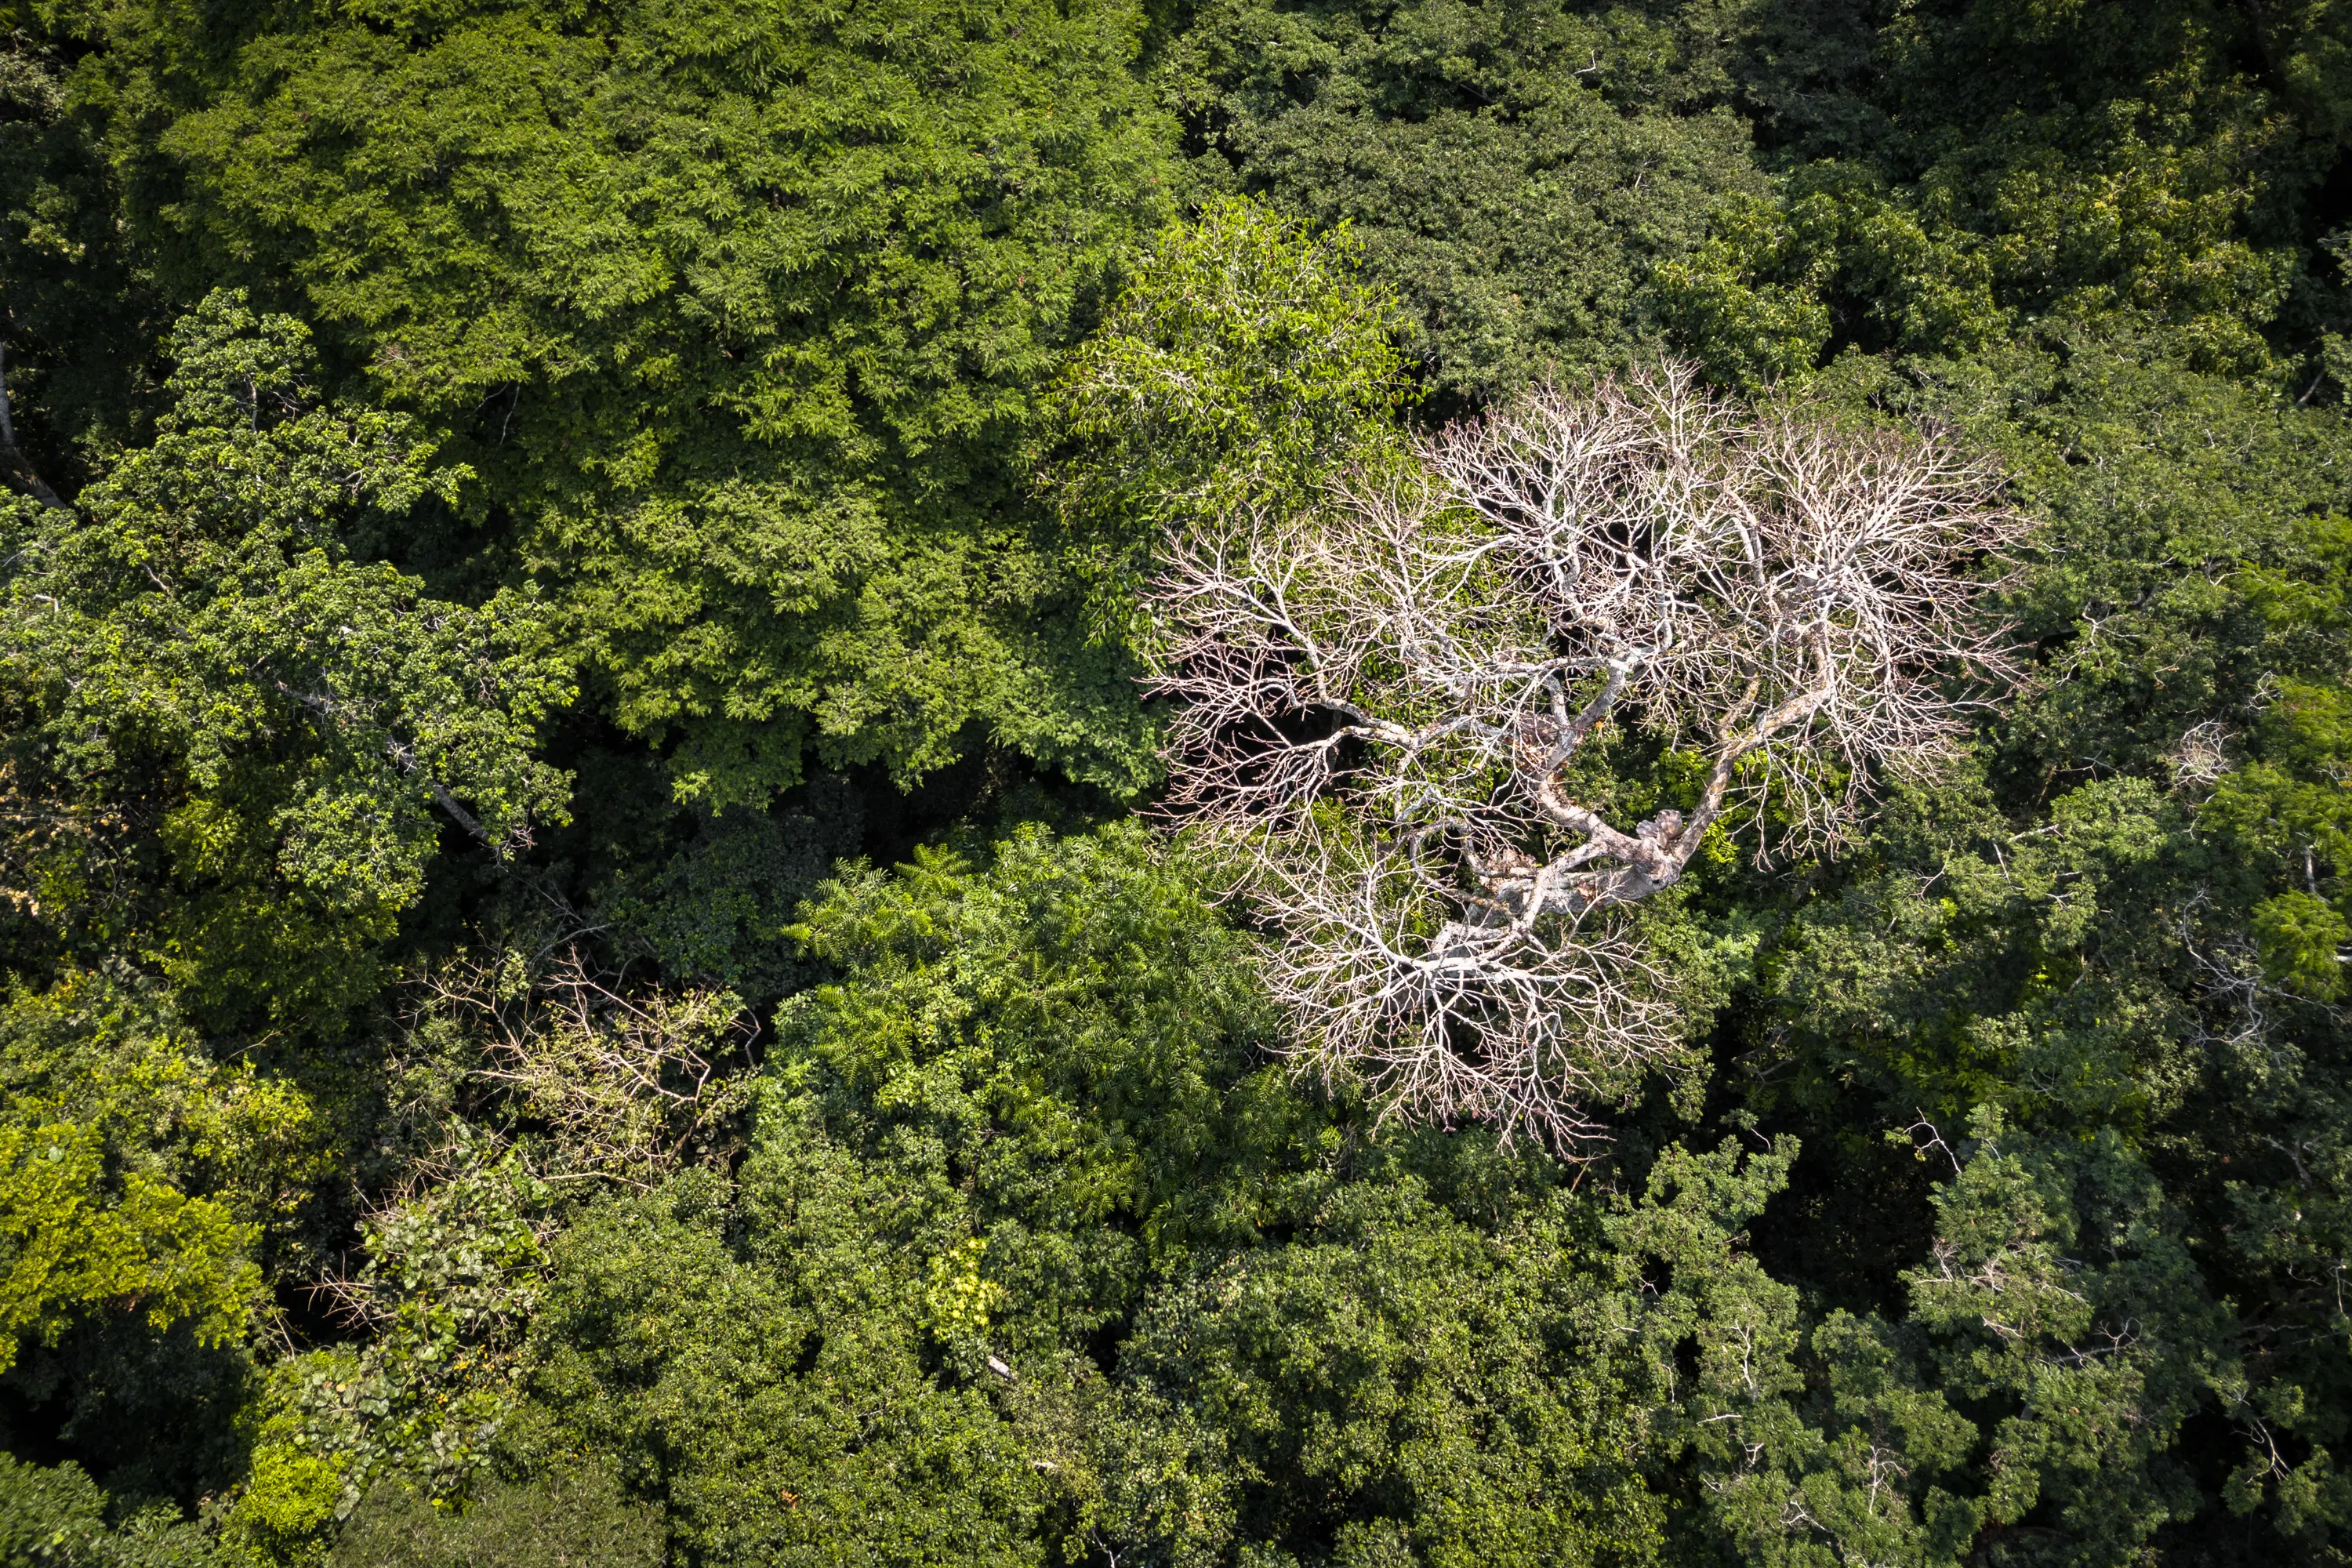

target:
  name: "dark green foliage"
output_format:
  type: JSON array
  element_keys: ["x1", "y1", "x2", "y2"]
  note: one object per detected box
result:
[
  {"x1": 606, "y1": 775, "x2": 864, "y2": 1002},
  {"x1": 524, "y1": 826, "x2": 1284, "y2": 1564},
  {"x1": 0, "y1": 292, "x2": 569, "y2": 1028},
  {"x1": 1695, "y1": 335, "x2": 2352, "y2": 1559},
  {"x1": 1160, "y1": 0, "x2": 1765, "y2": 399},
  {"x1": 532, "y1": 1171, "x2": 1055, "y2": 1566},
  {"x1": 506, "y1": 827, "x2": 1833, "y2": 1568},
  {"x1": 0, "y1": 1452, "x2": 212, "y2": 1567},
  {"x1": 1111, "y1": 1178, "x2": 1664, "y2": 1566},
  {"x1": 1697, "y1": 1110, "x2": 2241, "y2": 1568},
  {"x1": 0, "y1": 38, "x2": 163, "y2": 499},
  {"x1": 1663, "y1": 1, "x2": 2352, "y2": 386},
  {"x1": 330, "y1": 1467, "x2": 659, "y2": 1568}
]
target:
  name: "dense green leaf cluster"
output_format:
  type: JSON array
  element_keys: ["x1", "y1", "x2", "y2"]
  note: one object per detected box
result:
[
  {"x1": 0, "y1": 292, "x2": 569, "y2": 1029},
  {"x1": 1157, "y1": 0, "x2": 1766, "y2": 399},
  {"x1": 56, "y1": 0, "x2": 1186, "y2": 804}
]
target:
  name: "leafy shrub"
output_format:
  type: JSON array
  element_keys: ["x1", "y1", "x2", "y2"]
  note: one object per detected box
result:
[{"x1": 330, "y1": 1468, "x2": 659, "y2": 1568}]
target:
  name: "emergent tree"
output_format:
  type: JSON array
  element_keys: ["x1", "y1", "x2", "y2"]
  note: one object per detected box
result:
[{"x1": 1149, "y1": 365, "x2": 2020, "y2": 1146}]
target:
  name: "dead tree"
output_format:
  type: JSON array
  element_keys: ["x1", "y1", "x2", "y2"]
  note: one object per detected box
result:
[
  {"x1": 1148, "y1": 364, "x2": 2020, "y2": 1149},
  {"x1": 405, "y1": 947, "x2": 757, "y2": 1189}
]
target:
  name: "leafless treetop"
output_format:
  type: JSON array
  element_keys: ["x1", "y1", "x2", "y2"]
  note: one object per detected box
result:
[{"x1": 1148, "y1": 363, "x2": 2021, "y2": 1149}]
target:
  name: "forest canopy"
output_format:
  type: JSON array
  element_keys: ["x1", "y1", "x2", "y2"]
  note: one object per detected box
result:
[{"x1": 3, "y1": 1, "x2": 2352, "y2": 1565}]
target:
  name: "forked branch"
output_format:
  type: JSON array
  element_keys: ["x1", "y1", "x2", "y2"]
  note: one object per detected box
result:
[{"x1": 1148, "y1": 364, "x2": 2020, "y2": 1149}]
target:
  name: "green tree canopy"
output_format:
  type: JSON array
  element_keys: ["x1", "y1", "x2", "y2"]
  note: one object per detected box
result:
[
  {"x1": 1159, "y1": 0, "x2": 1766, "y2": 400},
  {"x1": 0, "y1": 292, "x2": 569, "y2": 1026},
  {"x1": 64, "y1": 0, "x2": 1185, "y2": 804}
]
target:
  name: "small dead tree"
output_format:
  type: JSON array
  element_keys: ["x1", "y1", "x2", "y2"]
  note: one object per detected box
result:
[
  {"x1": 1149, "y1": 364, "x2": 2020, "y2": 1148},
  {"x1": 409, "y1": 947, "x2": 757, "y2": 1189}
]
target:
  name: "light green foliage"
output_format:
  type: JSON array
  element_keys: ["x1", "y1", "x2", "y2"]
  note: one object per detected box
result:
[
  {"x1": 1156, "y1": 0, "x2": 1766, "y2": 398},
  {"x1": 2199, "y1": 507, "x2": 2352, "y2": 997},
  {"x1": 1043, "y1": 196, "x2": 1415, "y2": 659},
  {"x1": 223, "y1": 938, "x2": 779, "y2": 1565},
  {"x1": 0, "y1": 1123, "x2": 255, "y2": 1376},
  {"x1": 82, "y1": 0, "x2": 1183, "y2": 804},
  {"x1": 0, "y1": 971, "x2": 321, "y2": 1554},
  {"x1": 1047, "y1": 197, "x2": 1413, "y2": 534},
  {"x1": 220, "y1": 1150, "x2": 555, "y2": 1565},
  {"x1": 779, "y1": 823, "x2": 1290, "y2": 1309},
  {"x1": 0, "y1": 970, "x2": 331, "y2": 1374},
  {"x1": 2249, "y1": 890, "x2": 2349, "y2": 999},
  {"x1": 1651, "y1": 171, "x2": 2004, "y2": 390},
  {"x1": 0, "y1": 292, "x2": 569, "y2": 1025},
  {"x1": 0, "y1": 970, "x2": 335, "y2": 1550},
  {"x1": 220, "y1": 1433, "x2": 345, "y2": 1568},
  {"x1": 510, "y1": 830, "x2": 1287, "y2": 1566}
]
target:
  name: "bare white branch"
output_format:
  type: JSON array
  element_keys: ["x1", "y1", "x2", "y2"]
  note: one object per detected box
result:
[{"x1": 1147, "y1": 364, "x2": 2022, "y2": 1149}]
